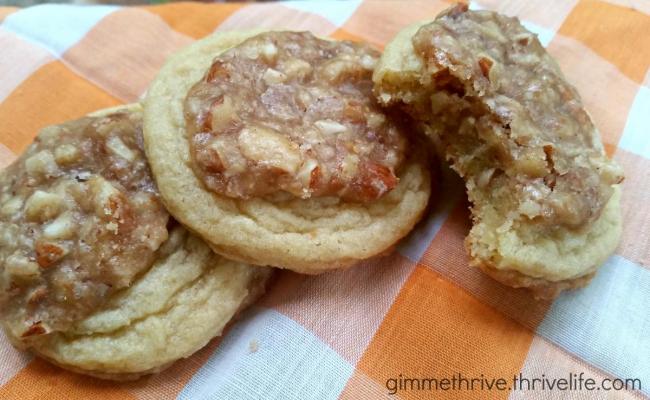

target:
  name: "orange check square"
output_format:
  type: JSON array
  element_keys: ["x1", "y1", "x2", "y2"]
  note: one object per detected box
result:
[
  {"x1": 559, "y1": 0, "x2": 650, "y2": 84},
  {"x1": 143, "y1": 2, "x2": 244, "y2": 39},
  {"x1": 0, "y1": 61, "x2": 121, "y2": 153},
  {"x1": 356, "y1": 266, "x2": 534, "y2": 400}
]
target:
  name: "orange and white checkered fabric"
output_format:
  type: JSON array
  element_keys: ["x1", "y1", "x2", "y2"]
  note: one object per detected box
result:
[{"x1": 0, "y1": 1, "x2": 648, "y2": 399}]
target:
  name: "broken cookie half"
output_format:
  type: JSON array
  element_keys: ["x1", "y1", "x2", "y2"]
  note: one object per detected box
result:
[{"x1": 374, "y1": 4, "x2": 624, "y2": 298}]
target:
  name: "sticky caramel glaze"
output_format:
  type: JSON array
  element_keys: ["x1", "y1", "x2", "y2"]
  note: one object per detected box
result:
[
  {"x1": 0, "y1": 110, "x2": 168, "y2": 338},
  {"x1": 184, "y1": 31, "x2": 408, "y2": 202}
]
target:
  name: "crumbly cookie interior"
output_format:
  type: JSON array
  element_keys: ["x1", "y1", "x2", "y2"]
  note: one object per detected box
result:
[{"x1": 374, "y1": 6, "x2": 623, "y2": 290}]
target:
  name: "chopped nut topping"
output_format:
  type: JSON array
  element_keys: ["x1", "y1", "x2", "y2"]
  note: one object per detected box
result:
[
  {"x1": 0, "y1": 110, "x2": 169, "y2": 338},
  {"x1": 42, "y1": 212, "x2": 75, "y2": 240},
  {"x1": 24, "y1": 191, "x2": 64, "y2": 222},
  {"x1": 478, "y1": 57, "x2": 493, "y2": 79},
  {"x1": 314, "y1": 120, "x2": 347, "y2": 135},
  {"x1": 54, "y1": 144, "x2": 80, "y2": 166},
  {"x1": 1, "y1": 197, "x2": 24, "y2": 217},
  {"x1": 106, "y1": 136, "x2": 136, "y2": 161},
  {"x1": 21, "y1": 321, "x2": 48, "y2": 338},
  {"x1": 4, "y1": 254, "x2": 40, "y2": 279},
  {"x1": 25, "y1": 150, "x2": 59, "y2": 179},
  {"x1": 35, "y1": 241, "x2": 67, "y2": 268},
  {"x1": 262, "y1": 68, "x2": 287, "y2": 85},
  {"x1": 238, "y1": 126, "x2": 302, "y2": 174},
  {"x1": 184, "y1": 31, "x2": 407, "y2": 202},
  {"x1": 408, "y1": 5, "x2": 623, "y2": 228}
]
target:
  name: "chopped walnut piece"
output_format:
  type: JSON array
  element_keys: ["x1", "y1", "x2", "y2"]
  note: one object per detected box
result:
[
  {"x1": 24, "y1": 191, "x2": 64, "y2": 222},
  {"x1": 314, "y1": 120, "x2": 347, "y2": 135},
  {"x1": 27, "y1": 286, "x2": 48, "y2": 305},
  {"x1": 478, "y1": 57, "x2": 493, "y2": 79},
  {"x1": 42, "y1": 212, "x2": 75, "y2": 240},
  {"x1": 282, "y1": 58, "x2": 312, "y2": 79},
  {"x1": 184, "y1": 31, "x2": 407, "y2": 202},
  {"x1": 238, "y1": 126, "x2": 302, "y2": 174},
  {"x1": 1, "y1": 197, "x2": 24, "y2": 216},
  {"x1": 106, "y1": 136, "x2": 136, "y2": 161},
  {"x1": 208, "y1": 135, "x2": 247, "y2": 173},
  {"x1": 263, "y1": 68, "x2": 287, "y2": 85},
  {"x1": 25, "y1": 151, "x2": 59, "y2": 178},
  {"x1": 54, "y1": 144, "x2": 80, "y2": 165},
  {"x1": 35, "y1": 242, "x2": 67, "y2": 268},
  {"x1": 89, "y1": 176, "x2": 122, "y2": 218},
  {"x1": 209, "y1": 96, "x2": 237, "y2": 133},
  {"x1": 4, "y1": 253, "x2": 40, "y2": 279}
]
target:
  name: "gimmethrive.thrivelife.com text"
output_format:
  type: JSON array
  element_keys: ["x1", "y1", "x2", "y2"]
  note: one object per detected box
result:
[{"x1": 385, "y1": 372, "x2": 642, "y2": 395}]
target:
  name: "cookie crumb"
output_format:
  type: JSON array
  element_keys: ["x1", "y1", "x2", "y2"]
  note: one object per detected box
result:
[{"x1": 248, "y1": 339, "x2": 259, "y2": 353}]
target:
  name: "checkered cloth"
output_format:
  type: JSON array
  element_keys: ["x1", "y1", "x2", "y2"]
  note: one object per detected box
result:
[{"x1": 0, "y1": 1, "x2": 648, "y2": 399}]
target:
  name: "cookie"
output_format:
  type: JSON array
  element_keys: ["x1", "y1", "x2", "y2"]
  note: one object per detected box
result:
[
  {"x1": 0, "y1": 104, "x2": 271, "y2": 379},
  {"x1": 144, "y1": 30, "x2": 431, "y2": 273},
  {"x1": 373, "y1": 5, "x2": 624, "y2": 298}
]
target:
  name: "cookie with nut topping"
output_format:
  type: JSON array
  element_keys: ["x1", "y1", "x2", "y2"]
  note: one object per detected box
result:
[
  {"x1": 144, "y1": 31, "x2": 431, "y2": 273},
  {"x1": 0, "y1": 104, "x2": 271, "y2": 379},
  {"x1": 373, "y1": 5, "x2": 624, "y2": 298}
]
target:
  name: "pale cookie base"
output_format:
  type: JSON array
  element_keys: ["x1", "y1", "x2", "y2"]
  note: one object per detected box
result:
[
  {"x1": 478, "y1": 265, "x2": 595, "y2": 300},
  {"x1": 2, "y1": 105, "x2": 271, "y2": 380},
  {"x1": 5, "y1": 227, "x2": 271, "y2": 381},
  {"x1": 87, "y1": 103, "x2": 144, "y2": 117},
  {"x1": 374, "y1": 23, "x2": 623, "y2": 297},
  {"x1": 468, "y1": 186, "x2": 622, "y2": 299},
  {"x1": 144, "y1": 30, "x2": 431, "y2": 273},
  {"x1": 373, "y1": 21, "x2": 429, "y2": 107}
]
